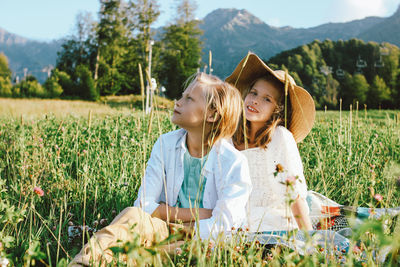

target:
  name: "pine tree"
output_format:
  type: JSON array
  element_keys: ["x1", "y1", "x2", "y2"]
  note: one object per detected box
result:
[
  {"x1": 119, "y1": 0, "x2": 160, "y2": 95},
  {"x1": 159, "y1": 0, "x2": 202, "y2": 99},
  {"x1": 96, "y1": 0, "x2": 130, "y2": 95}
]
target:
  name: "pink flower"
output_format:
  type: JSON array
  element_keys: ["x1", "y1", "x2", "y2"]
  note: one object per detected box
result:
[
  {"x1": 33, "y1": 186, "x2": 44, "y2": 197},
  {"x1": 285, "y1": 176, "x2": 297, "y2": 186},
  {"x1": 374, "y1": 194, "x2": 383, "y2": 202}
]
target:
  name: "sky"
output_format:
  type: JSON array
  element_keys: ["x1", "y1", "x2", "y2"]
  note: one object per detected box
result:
[{"x1": 1, "y1": 0, "x2": 400, "y2": 41}]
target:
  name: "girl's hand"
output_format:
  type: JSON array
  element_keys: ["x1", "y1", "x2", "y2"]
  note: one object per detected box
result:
[{"x1": 291, "y1": 196, "x2": 313, "y2": 231}]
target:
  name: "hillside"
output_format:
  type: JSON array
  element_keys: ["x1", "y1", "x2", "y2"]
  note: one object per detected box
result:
[{"x1": 1, "y1": 5, "x2": 399, "y2": 82}]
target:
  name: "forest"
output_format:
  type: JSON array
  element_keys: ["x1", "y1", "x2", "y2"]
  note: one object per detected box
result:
[{"x1": 0, "y1": 1, "x2": 400, "y2": 109}]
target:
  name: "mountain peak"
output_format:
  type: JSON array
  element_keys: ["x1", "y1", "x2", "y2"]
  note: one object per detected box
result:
[
  {"x1": 202, "y1": 8, "x2": 265, "y2": 30},
  {"x1": 395, "y1": 4, "x2": 400, "y2": 16},
  {"x1": 0, "y1": 27, "x2": 28, "y2": 45}
]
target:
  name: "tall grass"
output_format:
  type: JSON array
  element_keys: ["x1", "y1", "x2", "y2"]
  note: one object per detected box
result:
[{"x1": 0, "y1": 98, "x2": 399, "y2": 266}]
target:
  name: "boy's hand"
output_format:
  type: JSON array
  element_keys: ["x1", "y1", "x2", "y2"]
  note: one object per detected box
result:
[{"x1": 198, "y1": 208, "x2": 213, "y2": 220}]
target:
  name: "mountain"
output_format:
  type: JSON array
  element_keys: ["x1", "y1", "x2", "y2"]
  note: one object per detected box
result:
[
  {"x1": 199, "y1": 6, "x2": 399, "y2": 78},
  {"x1": 1, "y1": 5, "x2": 399, "y2": 83},
  {"x1": 358, "y1": 5, "x2": 400, "y2": 45},
  {"x1": 0, "y1": 28, "x2": 63, "y2": 83}
]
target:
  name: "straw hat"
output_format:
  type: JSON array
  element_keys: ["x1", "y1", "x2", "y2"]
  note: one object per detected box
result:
[{"x1": 225, "y1": 53, "x2": 315, "y2": 143}]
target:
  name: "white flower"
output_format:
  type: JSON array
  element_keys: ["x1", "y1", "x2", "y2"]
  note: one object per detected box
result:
[{"x1": 0, "y1": 257, "x2": 10, "y2": 267}]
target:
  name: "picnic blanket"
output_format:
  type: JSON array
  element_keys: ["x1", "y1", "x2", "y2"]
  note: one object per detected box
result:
[{"x1": 244, "y1": 190, "x2": 400, "y2": 263}]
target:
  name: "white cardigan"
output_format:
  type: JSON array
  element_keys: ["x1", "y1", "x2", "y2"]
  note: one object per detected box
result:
[
  {"x1": 240, "y1": 126, "x2": 308, "y2": 231},
  {"x1": 134, "y1": 129, "x2": 252, "y2": 240}
]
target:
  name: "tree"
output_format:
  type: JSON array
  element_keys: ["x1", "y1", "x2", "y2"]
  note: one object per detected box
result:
[
  {"x1": 120, "y1": 0, "x2": 160, "y2": 95},
  {"x1": 0, "y1": 53, "x2": 12, "y2": 97},
  {"x1": 43, "y1": 70, "x2": 64, "y2": 98},
  {"x1": 76, "y1": 65, "x2": 98, "y2": 101},
  {"x1": 56, "y1": 11, "x2": 98, "y2": 97},
  {"x1": 322, "y1": 75, "x2": 339, "y2": 108},
  {"x1": 16, "y1": 76, "x2": 46, "y2": 98},
  {"x1": 340, "y1": 74, "x2": 369, "y2": 107},
  {"x1": 368, "y1": 75, "x2": 391, "y2": 108},
  {"x1": 95, "y1": 0, "x2": 136, "y2": 95},
  {"x1": 158, "y1": 0, "x2": 202, "y2": 99}
]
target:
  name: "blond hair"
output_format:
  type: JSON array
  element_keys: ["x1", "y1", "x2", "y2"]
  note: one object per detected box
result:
[
  {"x1": 233, "y1": 74, "x2": 292, "y2": 148},
  {"x1": 185, "y1": 72, "x2": 242, "y2": 147}
]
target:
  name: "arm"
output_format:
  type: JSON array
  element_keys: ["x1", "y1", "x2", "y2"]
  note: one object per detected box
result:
[
  {"x1": 133, "y1": 138, "x2": 164, "y2": 214},
  {"x1": 291, "y1": 196, "x2": 313, "y2": 230},
  {"x1": 196, "y1": 155, "x2": 252, "y2": 240},
  {"x1": 279, "y1": 128, "x2": 311, "y2": 230},
  {"x1": 152, "y1": 203, "x2": 212, "y2": 223}
]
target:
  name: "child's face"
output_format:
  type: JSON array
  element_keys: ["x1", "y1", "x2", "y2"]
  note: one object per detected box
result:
[
  {"x1": 244, "y1": 79, "x2": 281, "y2": 125},
  {"x1": 172, "y1": 83, "x2": 208, "y2": 130}
]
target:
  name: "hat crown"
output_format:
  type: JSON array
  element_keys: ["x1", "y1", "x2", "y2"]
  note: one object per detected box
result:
[{"x1": 273, "y1": 70, "x2": 296, "y2": 86}]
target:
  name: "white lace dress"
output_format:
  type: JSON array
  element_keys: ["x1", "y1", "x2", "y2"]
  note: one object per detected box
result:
[{"x1": 240, "y1": 126, "x2": 308, "y2": 232}]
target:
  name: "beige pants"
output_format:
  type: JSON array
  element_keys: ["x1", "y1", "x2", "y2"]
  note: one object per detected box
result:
[{"x1": 69, "y1": 207, "x2": 170, "y2": 266}]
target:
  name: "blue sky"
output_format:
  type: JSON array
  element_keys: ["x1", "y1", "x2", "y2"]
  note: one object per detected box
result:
[{"x1": 1, "y1": 0, "x2": 399, "y2": 41}]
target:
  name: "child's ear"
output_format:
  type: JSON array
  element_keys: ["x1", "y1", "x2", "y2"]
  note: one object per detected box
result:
[{"x1": 206, "y1": 111, "x2": 220, "y2": 123}]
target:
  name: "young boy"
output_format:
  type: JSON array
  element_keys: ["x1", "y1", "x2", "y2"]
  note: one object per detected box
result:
[{"x1": 70, "y1": 73, "x2": 252, "y2": 266}]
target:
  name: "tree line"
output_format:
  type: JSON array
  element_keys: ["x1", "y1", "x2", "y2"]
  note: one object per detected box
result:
[
  {"x1": 0, "y1": 0, "x2": 202, "y2": 101},
  {"x1": 267, "y1": 39, "x2": 400, "y2": 109},
  {"x1": 1, "y1": 4, "x2": 400, "y2": 110}
]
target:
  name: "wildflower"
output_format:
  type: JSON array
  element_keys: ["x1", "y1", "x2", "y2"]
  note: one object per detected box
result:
[
  {"x1": 110, "y1": 143, "x2": 115, "y2": 147},
  {"x1": 0, "y1": 257, "x2": 9, "y2": 267},
  {"x1": 374, "y1": 194, "x2": 383, "y2": 202},
  {"x1": 352, "y1": 245, "x2": 361, "y2": 254},
  {"x1": 275, "y1": 164, "x2": 284, "y2": 173},
  {"x1": 33, "y1": 186, "x2": 44, "y2": 197},
  {"x1": 231, "y1": 226, "x2": 236, "y2": 231},
  {"x1": 370, "y1": 164, "x2": 375, "y2": 169},
  {"x1": 175, "y1": 247, "x2": 182, "y2": 255},
  {"x1": 93, "y1": 220, "x2": 99, "y2": 227},
  {"x1": 285, "y1": 176, "x2": 297, "y2": 186},
  {"x1": 39, "y1": 138, "x2": 43, "y2": 142},
  {"x1": 82, "y1": 149, "x2": 87, "y2": 154}
]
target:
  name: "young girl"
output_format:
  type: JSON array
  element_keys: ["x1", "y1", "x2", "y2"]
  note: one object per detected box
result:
[
  {"x1": 226, "y1": 53, "x2": 315, "y2": 232},
  {"x1": 70, "y1": 73, "x2": 252, "y2": 266}
]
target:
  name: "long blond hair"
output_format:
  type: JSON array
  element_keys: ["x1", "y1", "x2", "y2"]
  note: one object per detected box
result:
[
  {"x1": 185, "y1": 72, "x2": 243, "y2": 147},
  {"x1": 233, "y1": 75, "x2": 292, "y2": 148}
]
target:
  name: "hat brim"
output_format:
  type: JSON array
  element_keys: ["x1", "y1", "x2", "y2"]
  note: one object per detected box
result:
[{"x1": 225, "y1": 53, "x2": 316, "y2": 143}]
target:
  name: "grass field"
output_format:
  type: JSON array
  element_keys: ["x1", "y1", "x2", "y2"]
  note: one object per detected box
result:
[{"x1": 1, "y1": 98, "x2": 400, "y2": 266}]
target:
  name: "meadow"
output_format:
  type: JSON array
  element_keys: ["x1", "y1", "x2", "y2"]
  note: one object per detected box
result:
[{"x1": 0, "y1": 98, "x2": 400, "y2": 266}]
